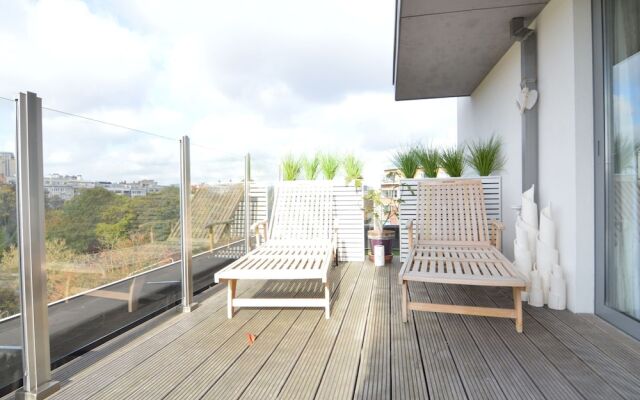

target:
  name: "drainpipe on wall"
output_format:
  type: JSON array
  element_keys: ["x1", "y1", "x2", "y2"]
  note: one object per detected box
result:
[{"x1": 512, "y1": 17, "x2": 539, "y2": 203}]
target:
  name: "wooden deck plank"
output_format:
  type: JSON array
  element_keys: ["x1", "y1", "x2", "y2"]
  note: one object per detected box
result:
[
  {"x1": 276, "y1": 259, "x2": 367, "y2": 400},
  {"x1": 460, "y1": 285, "x2": 583, "y2": 400},
  {"x1": 236, "y1": 262, "x2": 359, "y2": 400},
  {"x1": 425, "y1": 283, "x2": 507, "y2": 400},
  {"x1": 546, "y1": 308, "x2": 640, "y2": 375},
  {"x1": 389, "y1": 266, "x2": 429, "y2": 400},
  {"x1": 6, "y1": 260, "x2": 640, "y2": 400},
  {"x1": 85, "y1": 281, "x2": 294, "y2": 400},
  {"x1": 353, "y1": 263, "x2": 391, "y2": 400},
  {"x1": 443, "y1": 284, "x2": 546, "y2": 400},
  {"x1": 478, "y1": 286, "x2": 625, "y2": 400},
  {"x1": 409, "y1": 281, "x2": 467, "y2": 400},
  {"x1": 581, "y1": 314, "x2": 640, "y2": 356},
  {"x1": 315, "y1": 260, "x2": 375, "y2": 399},
  {"x1": 49, "y1": 282, "x2": 257, "y2": 400},
  {"x1": 522, "y1": 299, "x2": 640, "y2": 399},
  {"x1": 202, "y1": 263, "x2": 353, "y2": 400},
  {"x1": 124, "y1": 280, "x2": 310, "y2": 400}
]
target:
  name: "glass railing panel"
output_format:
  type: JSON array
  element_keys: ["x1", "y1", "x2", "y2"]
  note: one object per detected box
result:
[
  {"x1": 0, "y1": 96, "x2": 21, "y2": 393},
  {"x1": 189, "y1": 145, "x2": 247, "y2": 293},
  {"x1": 41, "y1": 108, "x2": 182, "y2": 365}
]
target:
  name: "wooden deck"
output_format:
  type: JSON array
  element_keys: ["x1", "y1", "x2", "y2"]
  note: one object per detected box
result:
[{"x1": 15, "y1": 260, "x2": 640, "y2": 400}]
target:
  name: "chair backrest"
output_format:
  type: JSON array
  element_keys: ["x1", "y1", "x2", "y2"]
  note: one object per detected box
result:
[
  {"x1": 269, "y1": 181, "x2": 334, "y2": 241},
  {"x1": 415, "y1": 179, "x2": 489, "y2": 244}
]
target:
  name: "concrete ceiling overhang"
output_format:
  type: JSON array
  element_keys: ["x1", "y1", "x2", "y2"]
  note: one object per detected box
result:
[{"x1": 393, "y1": 0, "x2": 548, "y2": 100}]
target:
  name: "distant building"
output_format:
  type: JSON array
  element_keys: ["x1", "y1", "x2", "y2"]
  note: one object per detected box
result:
[
  {"x1": 381, "y1": 168, "x2": 401, "y2": 199},
  {"x1": 43, "y1": 174, "x2": 164, "y2": 201},
  {"x1": 0, "y1": 152, "x2": 16, "y2": 183}
]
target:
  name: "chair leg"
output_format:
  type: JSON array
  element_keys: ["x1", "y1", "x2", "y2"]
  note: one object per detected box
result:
[
  {"x1": 402, "y1": 281, "x2": 408, "y2": 323},
  {"x1": 324, "y1": 282, "x2": 331, "y2": 319},
  {"x1": 513, "y1": 287, "x2": 523, "y2": 333},
  {"x1": 227, "y1": 280, "x2": 237, "y2": 319}
]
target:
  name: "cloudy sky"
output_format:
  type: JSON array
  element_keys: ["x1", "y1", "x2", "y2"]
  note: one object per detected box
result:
[{"x1": 0, "y1": 0, "x2": 457, "y2": 185}]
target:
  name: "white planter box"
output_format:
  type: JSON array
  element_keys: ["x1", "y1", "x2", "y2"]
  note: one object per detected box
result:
[
  {"x1": 398, "y1": 176, "x2": 502, "y2": 262},
  {"x1": 332, "y1": 184, "x2": 365, "y2": 262}
]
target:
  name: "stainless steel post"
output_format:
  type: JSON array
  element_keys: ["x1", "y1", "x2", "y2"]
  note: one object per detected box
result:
[
  {"x1": 177, "y1": 136, "x2": 197, "y2": 313},
  {"x1": 15, "y1": 92, "x2": 60, "y2": 400},
  {"x1": 244, "y1": 153, "x2": 251, "y2": 253}
]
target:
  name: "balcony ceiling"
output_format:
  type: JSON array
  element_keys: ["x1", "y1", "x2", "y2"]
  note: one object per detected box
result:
[{"x1": 394, "y1": 0, "x2": 549, "y2": 100}]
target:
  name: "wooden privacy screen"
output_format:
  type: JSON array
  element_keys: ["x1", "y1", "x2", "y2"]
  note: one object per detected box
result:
[{"x1": 399, "y1": 176, "x2": 501, "y2": 261}]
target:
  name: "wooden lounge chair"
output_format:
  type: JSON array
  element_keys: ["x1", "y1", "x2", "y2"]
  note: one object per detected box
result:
[
  {"x1": 399, "y1": 179, "x2": 527, "y2": 332},
  {"x1": 214, "y1": 182, "x2": 337, "y2": 319}
]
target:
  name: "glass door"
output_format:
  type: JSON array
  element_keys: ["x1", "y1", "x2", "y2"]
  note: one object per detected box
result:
[{"x1": 600, "y1": 0, "x2": 640, "y2": 336}]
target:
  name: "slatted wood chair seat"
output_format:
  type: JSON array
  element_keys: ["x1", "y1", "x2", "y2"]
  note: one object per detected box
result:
[
  {"x1": 399, "y1": 179, "x2": 527, "y2": 332},
  {"x1": 215, "y1": 182, "x2": 336, "y2": 319}
]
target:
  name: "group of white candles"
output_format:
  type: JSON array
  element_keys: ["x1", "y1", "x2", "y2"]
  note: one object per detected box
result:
[{"x1": 513, "y1": 186, "x2": 566, "y2": 310}]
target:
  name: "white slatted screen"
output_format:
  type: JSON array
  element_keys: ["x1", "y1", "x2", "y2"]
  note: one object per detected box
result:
[{"x1": 333, "y1": 185, "x2": 365, "y2": 262}]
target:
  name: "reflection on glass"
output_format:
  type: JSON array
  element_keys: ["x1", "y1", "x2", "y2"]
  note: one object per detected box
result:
[
  {"x1": 606, "y1": 0, "x2": 640, "y2": 321},
  {"x1": 40, "y1": 108, "x2": 182, "y2": 364},
  {"x1": 189, "y1": 145, "x2": 247, "y2": 293},
  {"x1": 0, "y1": 97, "x2": 21, "y2": 392}
]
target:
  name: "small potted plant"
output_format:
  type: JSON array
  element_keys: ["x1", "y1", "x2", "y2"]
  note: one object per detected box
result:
[{"x1": 364, "y1": 189, "x2": 398, "y2": 263}]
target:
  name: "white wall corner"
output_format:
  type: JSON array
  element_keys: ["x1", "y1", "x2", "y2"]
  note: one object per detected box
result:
[{"x1": 570, "y1": 0, "x2": 595, "y2": 313}]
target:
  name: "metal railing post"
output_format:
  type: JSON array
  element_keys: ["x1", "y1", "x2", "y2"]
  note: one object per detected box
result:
[
  {"x1": 244, "y1": 153, "x2": 251, "y2": 253},
  {"x1": 177, "y1": 136, "x2": 197, "y2": 313},
  {"x1": 15, "y1": 92, "x2": 60, "y2": 400}
]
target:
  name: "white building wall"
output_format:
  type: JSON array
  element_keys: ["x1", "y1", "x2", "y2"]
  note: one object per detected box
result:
[
  {"x1": 457, "y1": 43, "x2": 522, "y2": 260},
  {"x1": 457, "y1": 0, "x2": 594, "y2": 312}
]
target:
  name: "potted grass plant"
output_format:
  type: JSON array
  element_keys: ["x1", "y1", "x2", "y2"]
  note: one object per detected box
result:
[
  {"x1": 413, "y1": 145, "x2": 440, "y2": 178},
  {"x1": 467, "y1": 135, "x2": 506, "y2": 176},
  {"x1": 440, "y1": 146, "x2": 466, "y2": 177},
  {"x1": 391, "y1": 147, "x2": 420, "y2": 179},
  {"x1": 281, "y1": 154, "x2": 301, "y2": 181},
  {"x1": 364, "y1": 189, "x2": 398, "y2": 263},
  {"x1": 319, "y1": 153, "x2": 341, "y2": 180},
  {"x1": 343, "y1": 154, "x2": 363, "y2": 189},
  {"x1": 301, "y1": 153, "x2": 320, "y2": 180}
]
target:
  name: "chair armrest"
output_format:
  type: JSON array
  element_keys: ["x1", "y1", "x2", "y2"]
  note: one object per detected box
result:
[
  {"x1": 406, "y1": 219, "x2": 415, "y2": 249},
  {"x1": 250, "y1": 219, "x2": 269, "y2": 248},
  {"x1": 488, "y1": 220, "x2": 505, "y2": 251}
]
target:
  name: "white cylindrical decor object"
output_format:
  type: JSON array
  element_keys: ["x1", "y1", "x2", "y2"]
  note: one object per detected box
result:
[
  {"x1": 515, "y1": 222, "x2": 529, "y2": 249},
  {"x1": 374, "y1": 245, "x2": 385, "y2": 267},
  {"x1": 539, "y1": 205, "x2": 556, "y2": 247},
  {"x1": 521, "y1": 198, "x2": 539, "y2": 229},
  {"x1": 517, "y1": 217, "x2": 538, "y2": 259},
  {"x1": 536, "y1": 239, "x2": 559, "y2": 275},
  {"x1": 548, "y1": 264, "x2": 567, "y2": 310},
  {"x1": 523, "y1": 184, "x2": 535, "y2": 202},
  {"x1": 513, "y1": 240, "x2": 533, "y2": 277},
  {"x1": 528, "y1": 270, "x2": 544, "y2": 307}
]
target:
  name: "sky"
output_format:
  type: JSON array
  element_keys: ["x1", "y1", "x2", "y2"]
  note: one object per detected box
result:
[{"x1": 0, "y1": 0, "x2": 457, "y2": 186}]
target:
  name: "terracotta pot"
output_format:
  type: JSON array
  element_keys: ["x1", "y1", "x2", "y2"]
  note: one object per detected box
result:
[{"x1": 367, "y1": 229, "x2": 394, "y2": 261}]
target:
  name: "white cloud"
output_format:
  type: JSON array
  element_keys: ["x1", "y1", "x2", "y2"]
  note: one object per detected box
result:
[{"x1": 0, "y1": 0, "x2": 457, "y2": 187}]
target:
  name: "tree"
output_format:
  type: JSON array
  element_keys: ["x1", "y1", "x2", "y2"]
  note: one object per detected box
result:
[{"x1": 46, "y1": 187, "x2": 124, "y2": 252}]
